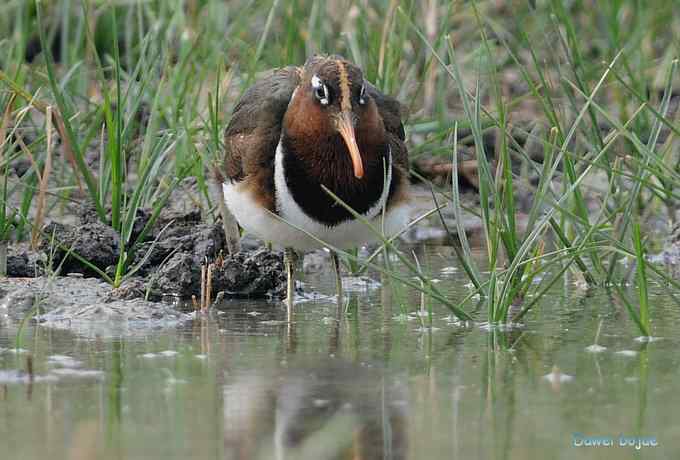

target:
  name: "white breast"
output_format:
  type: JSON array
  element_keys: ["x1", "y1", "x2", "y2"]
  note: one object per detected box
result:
[{"x1": 223, "y1": 139, "x2": 410, "y2": 251}]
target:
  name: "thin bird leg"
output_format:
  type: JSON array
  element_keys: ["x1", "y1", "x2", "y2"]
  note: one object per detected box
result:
[
  {"x1": 210, "y1": 180, "x2": 241, "y2": 254},
  {"x1": 284, "y1": 247, "x2": 297, "y2": 321},
  {"x1": 331, "y1": 251, "x2": 343, "y2": 307}
]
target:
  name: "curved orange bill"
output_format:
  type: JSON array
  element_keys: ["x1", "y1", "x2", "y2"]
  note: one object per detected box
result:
[{"x1": 335, "y1": 112, "x2": 364, "y2": 179}]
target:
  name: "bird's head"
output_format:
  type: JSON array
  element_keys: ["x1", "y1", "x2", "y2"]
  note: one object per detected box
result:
[{"x1": 283, "y1": 55, "x2": 385, "y2": 180}]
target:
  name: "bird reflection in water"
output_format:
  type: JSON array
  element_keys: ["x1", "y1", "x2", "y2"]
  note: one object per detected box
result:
[{"x1": 223, "y1": 359, "x2": 408, "y2": 460}]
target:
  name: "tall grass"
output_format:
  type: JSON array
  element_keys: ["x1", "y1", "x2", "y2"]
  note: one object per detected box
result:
[
  {"x1": 400, "y1": 1, "x2": 679, "y2": 334},
  {"x1": 0, "y1": 1, "x2": 677, "y2": 336}
]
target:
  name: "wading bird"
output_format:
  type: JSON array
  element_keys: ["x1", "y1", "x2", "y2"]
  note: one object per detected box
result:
[{"x1": 219, "y1": 55, "x2": 410, "y2": 317}]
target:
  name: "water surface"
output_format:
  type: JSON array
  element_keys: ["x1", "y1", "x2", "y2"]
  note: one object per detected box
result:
[{"x1": 1, "y1": 244, "x2": 679, "y2": 459}]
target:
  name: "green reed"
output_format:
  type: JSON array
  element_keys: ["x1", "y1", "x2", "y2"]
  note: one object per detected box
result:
[{"x1": 401, "y1": 0, "x2": 680, "y2": 332}]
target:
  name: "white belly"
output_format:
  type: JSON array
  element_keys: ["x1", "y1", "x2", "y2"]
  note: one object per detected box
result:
[{"x1": 222, "y1": 142, "x2": 410, "y2": 251}]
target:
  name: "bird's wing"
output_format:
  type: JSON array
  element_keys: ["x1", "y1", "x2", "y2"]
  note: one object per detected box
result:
[
  {"x1": 222, "y1": 66, "x2": 301, "y2": 183},
  {"x1": 366, "y1": 83, "x2": 408, "y2": 172}
]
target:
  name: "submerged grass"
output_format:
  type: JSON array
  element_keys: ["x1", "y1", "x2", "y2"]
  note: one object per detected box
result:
[{"x1": 0, "y1": 1, "x2": 678, "y2": 336}]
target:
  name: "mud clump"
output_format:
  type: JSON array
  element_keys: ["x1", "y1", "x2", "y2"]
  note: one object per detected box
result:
[
  {"x1": 6, "y1": 244, "x2": 43, "y2": 277},
  {"x1": 41, "y1": 221, "x2": 120, "y2": 277},
  {"x1": 211, "y1": 249, "x2": 286, "y2": 298},
  {"x1": 147, "y1": 252, "x2": 198, "y2": 299},
  {"x1": 6, "y1": 192, "x2": 287, "y2": 303},
  {"x1": 132, "y1": 222, "x2": 225, "y2": 276},
  {"x1": 148, "y1": 248, "x2": 286, "y2": 300},
  {"x1": 7, "y1": 252, "x2": 32, "y2": 277},
  {"x1": 105, "y1": 276, "x2": 147, "y2": 302}
]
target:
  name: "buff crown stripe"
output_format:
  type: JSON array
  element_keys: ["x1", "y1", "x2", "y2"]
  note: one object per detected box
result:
[{"x1": 337, "y1": 60, "x2": 351, "y2": 113}]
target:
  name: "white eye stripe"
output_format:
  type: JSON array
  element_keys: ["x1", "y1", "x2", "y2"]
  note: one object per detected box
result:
[
  {"x1": 359, "y1": 84, "x2": 366, "y2": 105},
  {"x1": 311, "y1": 74, "x2": 329, "y2": 106}
]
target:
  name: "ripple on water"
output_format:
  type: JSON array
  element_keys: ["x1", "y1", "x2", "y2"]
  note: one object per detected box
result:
[
  {"x1": 341, "y1": 276, "x2": 381, "y2": 292},
  {"x1": 542, "y1": 370, "x2": 575, "y2": 384},
  {"x1": 2, "y1": 348, "x2": 29, "y2": 355},
  {"x1": 440, "y1": 266, "x2": 458, "y2": 275},
  {"x1": 392, "y1": 314, "x2": 415, "y2": 322},
  {"x1": 0, "y1": 370, "x2": 58, "y2": 384},
  {"x1": 478, "y1": 322, "x2": 525, "y2": 332},
  {"x1": 140, "y1": 350, "x2": 179, "y2": 359},
  {"x1": 615, "y1": 350, "x2": 639, "y2": 357},
  {"x1": 634, "y1": 336, "x2": 663, "y2": 343},
  {"x1": 47, "y1": 355, "x2": 83, "y2": 368},
  {"x1": 585, "y1": 344, "x2": 607, "y2": 353},
  {"x1": 49, "y1": 368, "x2": 104, "y2": 380}
]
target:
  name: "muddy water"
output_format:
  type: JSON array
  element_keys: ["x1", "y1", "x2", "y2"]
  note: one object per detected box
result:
[{"x1": 1, "y1": 244, "x2": 679, "y2": 459}]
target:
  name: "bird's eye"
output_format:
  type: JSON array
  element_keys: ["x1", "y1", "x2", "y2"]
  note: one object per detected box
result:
[
  {"x1": 358, "y1": 84, "x2": 366, "y2": 105},
  {"x1": 311, "y1": 75, "x2": 329, "y2": 106},
  {"x1": 315, "y1": 85, "x2": 329, "y2": 104}
]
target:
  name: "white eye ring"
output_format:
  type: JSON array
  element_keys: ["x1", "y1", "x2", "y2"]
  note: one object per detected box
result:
[
  {"x1": 311, "y1": 74, "x2": 329, "y2": 106},
  {"x1": 359, "y1": 84, "x2": 366, "y2": 105}
]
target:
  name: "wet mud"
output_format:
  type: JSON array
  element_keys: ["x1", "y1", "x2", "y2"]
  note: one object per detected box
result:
[{"x1": 2, "y1": 202, "x2": 288, "y2": 326}]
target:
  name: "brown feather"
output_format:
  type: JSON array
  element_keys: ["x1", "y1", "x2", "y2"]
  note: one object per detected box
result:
[{"x1": 221, "y1": 66, "x2": 301, "y2": 211}]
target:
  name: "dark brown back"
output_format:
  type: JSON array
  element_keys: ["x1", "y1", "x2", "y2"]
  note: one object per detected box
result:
[{"x1": 221, "y1": 66, "x2": 301, "y2": 183}]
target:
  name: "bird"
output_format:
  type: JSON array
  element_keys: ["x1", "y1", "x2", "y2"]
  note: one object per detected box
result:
[
  {"x1": 222, "y1": 359, "x2": 408, "y2": 459},
  {"x1": 219, "y1": 55, "x2": 410, "y2": 318}
]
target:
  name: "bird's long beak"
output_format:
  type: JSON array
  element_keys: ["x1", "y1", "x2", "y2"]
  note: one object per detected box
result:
[{"x1": 335, "y1": 111, "x2": 364, "y2": 179}]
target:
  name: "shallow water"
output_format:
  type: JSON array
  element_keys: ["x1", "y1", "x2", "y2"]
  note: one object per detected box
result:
[{"x1": 1, "y1": 244, "x2": 679, "y2": 459}]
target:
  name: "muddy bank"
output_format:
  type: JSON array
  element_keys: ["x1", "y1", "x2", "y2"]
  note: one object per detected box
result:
[
  {"x1": 0, "y1": 276, "x2": 191, "y2": 337},
  {"x1": 0, "y1": 185, "x2": 293, "y2": 333},
  {"x1": 4, "y1": 196, "x2": 287, "y2": 304}
]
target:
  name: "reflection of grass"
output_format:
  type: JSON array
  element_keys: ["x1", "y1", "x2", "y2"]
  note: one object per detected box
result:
[
  {"x1": 14, "y1": 230, "x2": 69, "y2": 350},
  {"x1": 633, "y1": 221, "x2": 650, "y2": 336},
  {"x1": 0, "y1": 1, "x2": 678, "y2": 334},
  {"x1": 106, "y1": 341, "x2": 123, "y2": 453},
  {"x1": 616, "y1": 220, "x2": 651, "y2": 337}
]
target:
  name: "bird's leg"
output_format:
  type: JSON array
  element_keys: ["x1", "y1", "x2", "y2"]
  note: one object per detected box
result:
[
  {"x1": 331, "y1": 251, "x2": 344, "y2": 308},
  {"x1": 210, "y1": 180, "x2": 241, "y2": 254},
  {"x1": 284, "y1": 247, "x2": 297, "y2": 321}
]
